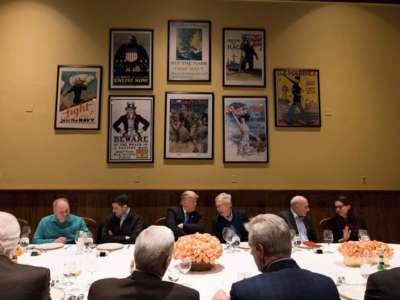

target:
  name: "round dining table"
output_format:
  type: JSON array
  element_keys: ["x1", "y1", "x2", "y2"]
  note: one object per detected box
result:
[{"x1": 18, "y1": 243, "x2": 400, "y2": 300}]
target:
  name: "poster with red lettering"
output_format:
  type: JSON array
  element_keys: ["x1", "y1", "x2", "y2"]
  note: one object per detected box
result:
[{"x1": 54, "y1": 65, "x2": 102, "y2": 129}]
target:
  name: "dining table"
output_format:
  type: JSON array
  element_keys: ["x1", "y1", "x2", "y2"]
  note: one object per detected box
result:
[{"x1": 18, "y1": 242, "x2": 400, "y2": 300}]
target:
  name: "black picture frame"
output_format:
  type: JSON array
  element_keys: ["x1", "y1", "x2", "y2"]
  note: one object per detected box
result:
[
  {"x1": 167, "y1": 20, "x2": 211, "y2": 82},
  {"x1": 164, "y1": 92, "x2": 214, "y2": 159},
  {"x1": 109, "y1": 28, "x2": 153, "y2": 90},
  {"x1": 223, "y1": 28, "x2": 266, "y2": 88},
  {"x1": 274, "y1": 68, "x2": 321, "y2": 127},
  {"x1": 108, "y1": 95, "x2": 155, "y2": 163},
  {"x1": 223, "y1": 96, "x2": 269, "y2": 163},
  {"x1": 54, "y1": 65, "x2": 102, "y2": 130}
]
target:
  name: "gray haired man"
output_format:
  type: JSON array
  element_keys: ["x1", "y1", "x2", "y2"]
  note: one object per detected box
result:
[
  {"x1": 88, "y1": 225, "x2": 199, "y2": 300},
  {"x1": 213, "y1": 214, "x2": 339, "y2": 300}
]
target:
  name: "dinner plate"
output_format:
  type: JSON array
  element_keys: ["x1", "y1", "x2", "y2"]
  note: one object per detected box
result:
[
  {"x1": 238, "y1": 242, "x2": 250, "y2": 250},
  {"x1": 50, "y1": 287, "x2": 64, "y2": 300},
  {"x1": 338, "y1": 284, "x2": 365, "y2": 300},
  {"x1": 34, "y1": 243, "x2": 64, "y2": 251},
  {"x1": 97, "y1": 243, "x2": 124, "y2": 251}
]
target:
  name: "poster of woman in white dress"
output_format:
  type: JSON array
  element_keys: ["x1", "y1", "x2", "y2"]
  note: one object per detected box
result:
[{"x1": 223, "y1": 96, "x2": 268, "y2": 163}]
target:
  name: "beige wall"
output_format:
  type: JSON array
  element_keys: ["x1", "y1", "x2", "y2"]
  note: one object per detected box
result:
[{"x1": 0, "y1": 0, "x2": 399, "y2": 190}]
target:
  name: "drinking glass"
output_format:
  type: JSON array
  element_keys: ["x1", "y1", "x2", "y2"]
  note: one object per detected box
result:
[
  {"x1": 323, "y1": 230, "x2": 334, "y2": 253},
  {"x1": 358, "y1": 230, "x2": 370, "y2": 242},
  {"x1": 231, "y1": 234, "x2": 241, "y2": 252},
  {"x1": 84, "y1": 237, "x2": 94, "y2": 253},
  {"x1": 360, "y1": 256, "x2": 372, "y2": 284},
  {"x1": 177, "y1": 258, "x2": 192, "y2": 274},
  {"x1": 222, "y1": 227, "x2": 234, "y2": 251},
  {"x1": 75, "y1": 231, "x2": 86, "y2": 255},
  {"x1": 293, "y1": 234, "x2": 301, "y2": 251},
  {"x1": 167, "y1": 264, "x2": 180, "y2": 282},
  {"x1": 19, "y1": 226, "x2": 31, "y2": 248}
]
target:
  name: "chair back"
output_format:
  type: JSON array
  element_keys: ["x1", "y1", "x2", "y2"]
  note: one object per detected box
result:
[
  {"x1": 153, "y1": 217, "x2": 166, "y2": 225},
  {"x1": 83, "y1": 217, "x2": 97, "y2": 240}
]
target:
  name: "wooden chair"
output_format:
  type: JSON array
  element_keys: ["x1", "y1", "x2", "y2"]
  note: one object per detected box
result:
[
  {"x1": 319, "y1": 217, "x2": 331, "y2": 227},
  {"x1": 17, "y1": 218, "x2": 30, "y2": 231},
  {"x1": 153, "y1": 217, "x2": 166, "y2": 225},
  {"x1": 83, "y1": 217, "x2": 97, "y2": 240}
]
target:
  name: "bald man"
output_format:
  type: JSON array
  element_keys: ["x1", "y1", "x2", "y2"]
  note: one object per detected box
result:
[
  {"x1": 33, "y1": 197, "x2": 91, "y2": 244},
  {"x1": 165, "y1": 191, "x2": 204, "y2": 240},
  {"x1": 277, "y1": 195, "x2": 317, "y2": 242}
]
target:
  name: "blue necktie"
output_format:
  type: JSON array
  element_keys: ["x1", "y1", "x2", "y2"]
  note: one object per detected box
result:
[{"x1": 184, "y1": 213, "x2": 189, "y2": 224}]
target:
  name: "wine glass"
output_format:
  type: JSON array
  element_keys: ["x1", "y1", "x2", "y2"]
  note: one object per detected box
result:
[
  {"x1": 231, "y1": 234, "x2": 241, "y2": 252},
  {"x1": 167, "y1": 263, "x2": 180, "y2": 282},
  {"x1": 360, "y1": 256, "x2": 372, "y2": 284},
  {"x1": 222, "y1": 227, "x2": 234, "y2": 251},
  {"x1": 293, "y1": 233, "x2": 301, "y2": 251},
  {"x1": 323, "y1": 230, "x2": 334, "y2": 253},
  {"x1": 74, "y1": 231, "x2": 86, "y2": 255},
  {"x1": 84, "y1": 237, "x2": 94, "y2": 253},
  {"x1": 63, "y1": 260, "x2": 81, "y2": 288},
  {"x1": 19, "y1": 226, "x2": 31, "y2": 248},
  {"x1": 358, "y1": 229, "x2": 370, "y2": 242},
  {"x1": 177, "y1": 257, "x2": 192, "y2": 274}
]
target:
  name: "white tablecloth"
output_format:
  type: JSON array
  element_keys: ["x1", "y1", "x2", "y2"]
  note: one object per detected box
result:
[{"x1": 19, "y1": 243, "x2": 400, "y2": 300}]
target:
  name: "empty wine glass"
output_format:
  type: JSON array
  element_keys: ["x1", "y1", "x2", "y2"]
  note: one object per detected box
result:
[
  {"x1": 19, "y1": 226, "x2": 31, "y2": 248},
  {"x1": 358, "y1": 229, "x2": 370, "y2": 242},
  {"x1": 323, "y1": 230, "x2": 334, "y2": 253},
  {"x1": 177, "y1": 258, "x2": 192, "y2": 274},
  {"x1": 167, "y1": 263, "x2": 180, "y2": 282},
  {"x1": 231, "y1": 234, "x2": 241, "y2": 252},
  {"x1": 360, "y1": 256, "x2": 373, "y2": 284},
  {"x1": 75, "y1": 231, "x2": 86, "y2": 255},
  {"x1": 84, "y1": 237, "x2": 94, "y2": 253},
  {"x1": 222, "y1": 227, "x2": 235, "y2": 251}
]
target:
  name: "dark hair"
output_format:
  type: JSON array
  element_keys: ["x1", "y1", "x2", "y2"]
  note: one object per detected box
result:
[
  {"x1": 112, "y1": 194, "x2": 129, "y2": 206},
  {"x1": 335, "y1": 195, "x2": 356, "y2": 222}
]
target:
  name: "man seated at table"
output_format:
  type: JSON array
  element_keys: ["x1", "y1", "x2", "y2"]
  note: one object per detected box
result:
[
  {"x1": 212, "y1": 214, "x2": 339, "y2": 300},
  {"x1": 277, "y1": 195, "x2": 317, "y2": 242},
  {"x1": 212, "y1": 192, "x2": 249, "y2": 243},
  {"x1": 33, "y1": 196, "x2": 91, "y2": 244},
  {"x1": 166, "y1": 190, "x2": 204, "y2": 240},
  {"x1": 0, "y1": 211, "x2": 51, "y2": 300},
  {"x1": 100, "y1": 194, "x2": 145, "y2": 244},
  {"x1": 364, "y1": 267, "x2": 400, "y2": 300},
  {"x1": 88, "y1": 225, "x2": 199, "y2": 300}
]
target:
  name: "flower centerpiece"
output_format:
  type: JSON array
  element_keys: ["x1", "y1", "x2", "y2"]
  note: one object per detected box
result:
[
  {"x1": 338, "y1": 240, "x2": 394, "y2": 267},
  {"x1": 173, "y1": 233, "x2": 223, "y2": 271}
]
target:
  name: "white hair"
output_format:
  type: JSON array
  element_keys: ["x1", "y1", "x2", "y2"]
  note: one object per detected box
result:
[
  {"x1": 134, "y1": 225, "x2": 175, "y2": 276},
  {"x1": 290, "y1": 195, "x2": 307, "y2": 208},
  {"x1": 215, "y1": 193, "x2": 232, "y2": 205},
  {"x1": 180, "y1": 190, "x2": 199, "y2": 201},
  {"x1": 245, "y1": 214, "x2": 291, "y2": 258},
  {"x1": 0, "y1": 212, "x2": 20, "y2": 256}
]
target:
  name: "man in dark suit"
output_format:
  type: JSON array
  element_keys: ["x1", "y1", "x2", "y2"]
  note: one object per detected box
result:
[
  {"x1": 277, "y1": 195, "x2": 318, "y2": 242},
  {"x1": 0, "y1": 211, "x2": 50, "y2": 300},
  {"x1": 101, "y1": 194, "x2": 145, "y2": 244},
  {"x1": 212, "y1": 214, "x2": 339, "y2": 300},
  {"x1": 166, "y1": 190, "x2": 204, "y2": 240},
  {"x1": 212, "y1": 192, "x2": 249, "y2": 242},
  {"x1": 88, "y1": 225, "x2": 199, "y2": 300},
  {"x1": 364, "y1": 267, "x2": 400, "y2": 300}
]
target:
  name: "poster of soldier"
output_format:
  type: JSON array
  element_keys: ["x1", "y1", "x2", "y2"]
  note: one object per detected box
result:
[
  {"x1": 223, "y1": 96, "x2": 268, "y2": 163},
  {"x1": 274, "y1": 68, "x2": 321, "y2": 127},
  {"x1": 108, "y1": 96, "x2": 154, "y2": 163},
  {"x1": 168, "y1": 21, "x2": 211, "y2": 82},
  {"x1": 165, "y1": 92, "x2": 213, "y2": 159},
  {"x1": 223, "y1": 28, "x2": 265, "y2": 87},
  {"x1": 54, "y1": 65, "x2": 102, "y2": 130},
  {"x1": 109, "y1": 29, "x2": 153, "y2": 89}
]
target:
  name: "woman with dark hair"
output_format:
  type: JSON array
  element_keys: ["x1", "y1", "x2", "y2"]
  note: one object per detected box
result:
[{"x1": 326, "y1": 196, "x2": 367, "y2": 243}]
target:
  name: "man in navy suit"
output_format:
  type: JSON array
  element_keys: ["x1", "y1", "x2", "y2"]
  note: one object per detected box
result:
[
  {"x1": 212, "y1": 193, "x2": 249, "y2": 242},
  {"x1": 364, "y1": 267, "x2": 400, "y2": 300},
  {"x1": 212, "y1": 214, "x2": 339, "y2": 300},
  {"x1": 166, "y1": 190, "x2": 204, "y2": 240}
]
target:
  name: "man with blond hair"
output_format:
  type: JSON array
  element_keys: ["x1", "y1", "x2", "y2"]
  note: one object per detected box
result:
[
  {"x1": 166, "y1": 190, "x2": 204, "y2": 240},
  {"x1": 212, "y1": 192, "x2": 249, "y2": 242},
  {"x1": 212, "y1": 214, "x2": 339, "y2": 300},
  {"x1": 278, "y1": 195, "x2": 317, "y2": 242},
  {"x1": 88, "y1": 226, "x2": 199, "y2": 300},
  {"x1": 0, "y1": 211, "x2": 50, "y2": 300},
  {"x1": 33, "y1": 196, "x2": 91, "y2": 244}
]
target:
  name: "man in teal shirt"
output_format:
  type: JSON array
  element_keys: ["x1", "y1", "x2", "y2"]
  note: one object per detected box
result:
[{"x1": 33, "y1": 197, "x2": 91, "y2": 244}]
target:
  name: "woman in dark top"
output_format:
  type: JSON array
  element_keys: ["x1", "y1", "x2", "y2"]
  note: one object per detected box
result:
[{"x1": 326, "y1": 196, "x2": 367, "y2": 243}]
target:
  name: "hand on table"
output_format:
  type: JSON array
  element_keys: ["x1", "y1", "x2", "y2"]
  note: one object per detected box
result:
[
  {"x1": 178, "y1": 223, "x2": 184, "y2": 229},
  {"x1": 54, "y1": 237, "x2": 67, "y2": 244}
]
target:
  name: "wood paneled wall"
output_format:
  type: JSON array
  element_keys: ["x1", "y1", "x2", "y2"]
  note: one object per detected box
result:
[{"x1": 1, "y1": 190, "x2": 399, "y2": 243}]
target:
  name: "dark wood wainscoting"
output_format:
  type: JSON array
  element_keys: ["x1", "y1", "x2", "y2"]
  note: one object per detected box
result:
[{"x1": 1, "y1": 190, "x2": 399, "y2": 243}]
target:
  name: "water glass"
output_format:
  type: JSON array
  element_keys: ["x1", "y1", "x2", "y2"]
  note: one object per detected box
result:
[
  {"x1": 222, "y1": 227, "x2": 234, "y2": 250},
  {"x1": 323, "y1": 230, "x2": 334, "y2": 253},
  {"x1": 177, "y1": 258, "x2": 192, "y2": 274},
  {"x1": 358, "y1": 229, "x2": 370, "y2": 242}
]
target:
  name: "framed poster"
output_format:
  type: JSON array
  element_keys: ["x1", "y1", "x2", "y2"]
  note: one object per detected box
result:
[
  {"x1": 223, "y1": 28, "x2": 266, "y2": 87},
  {"x1": 168, "y1": 20, "x2": 211, "y2": 82},
  {"x1": 54, "y1": 65, "x2": 102, "y2": 130},
  {"x1": 274, "y1": 68, "x2": 321, "y2": 127},
  {"x1": 109, "y1": 29, "x2": 153, "y2": 89},
  {"x1": 165, "y1": 92, "x2": 214, "y2": 159},
  {"x1": 223, "y1": 96, "x2": 268, "y2": 163},
  {"x1": 108, "y1": 96, "x2": 154, "y2": 163}
]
